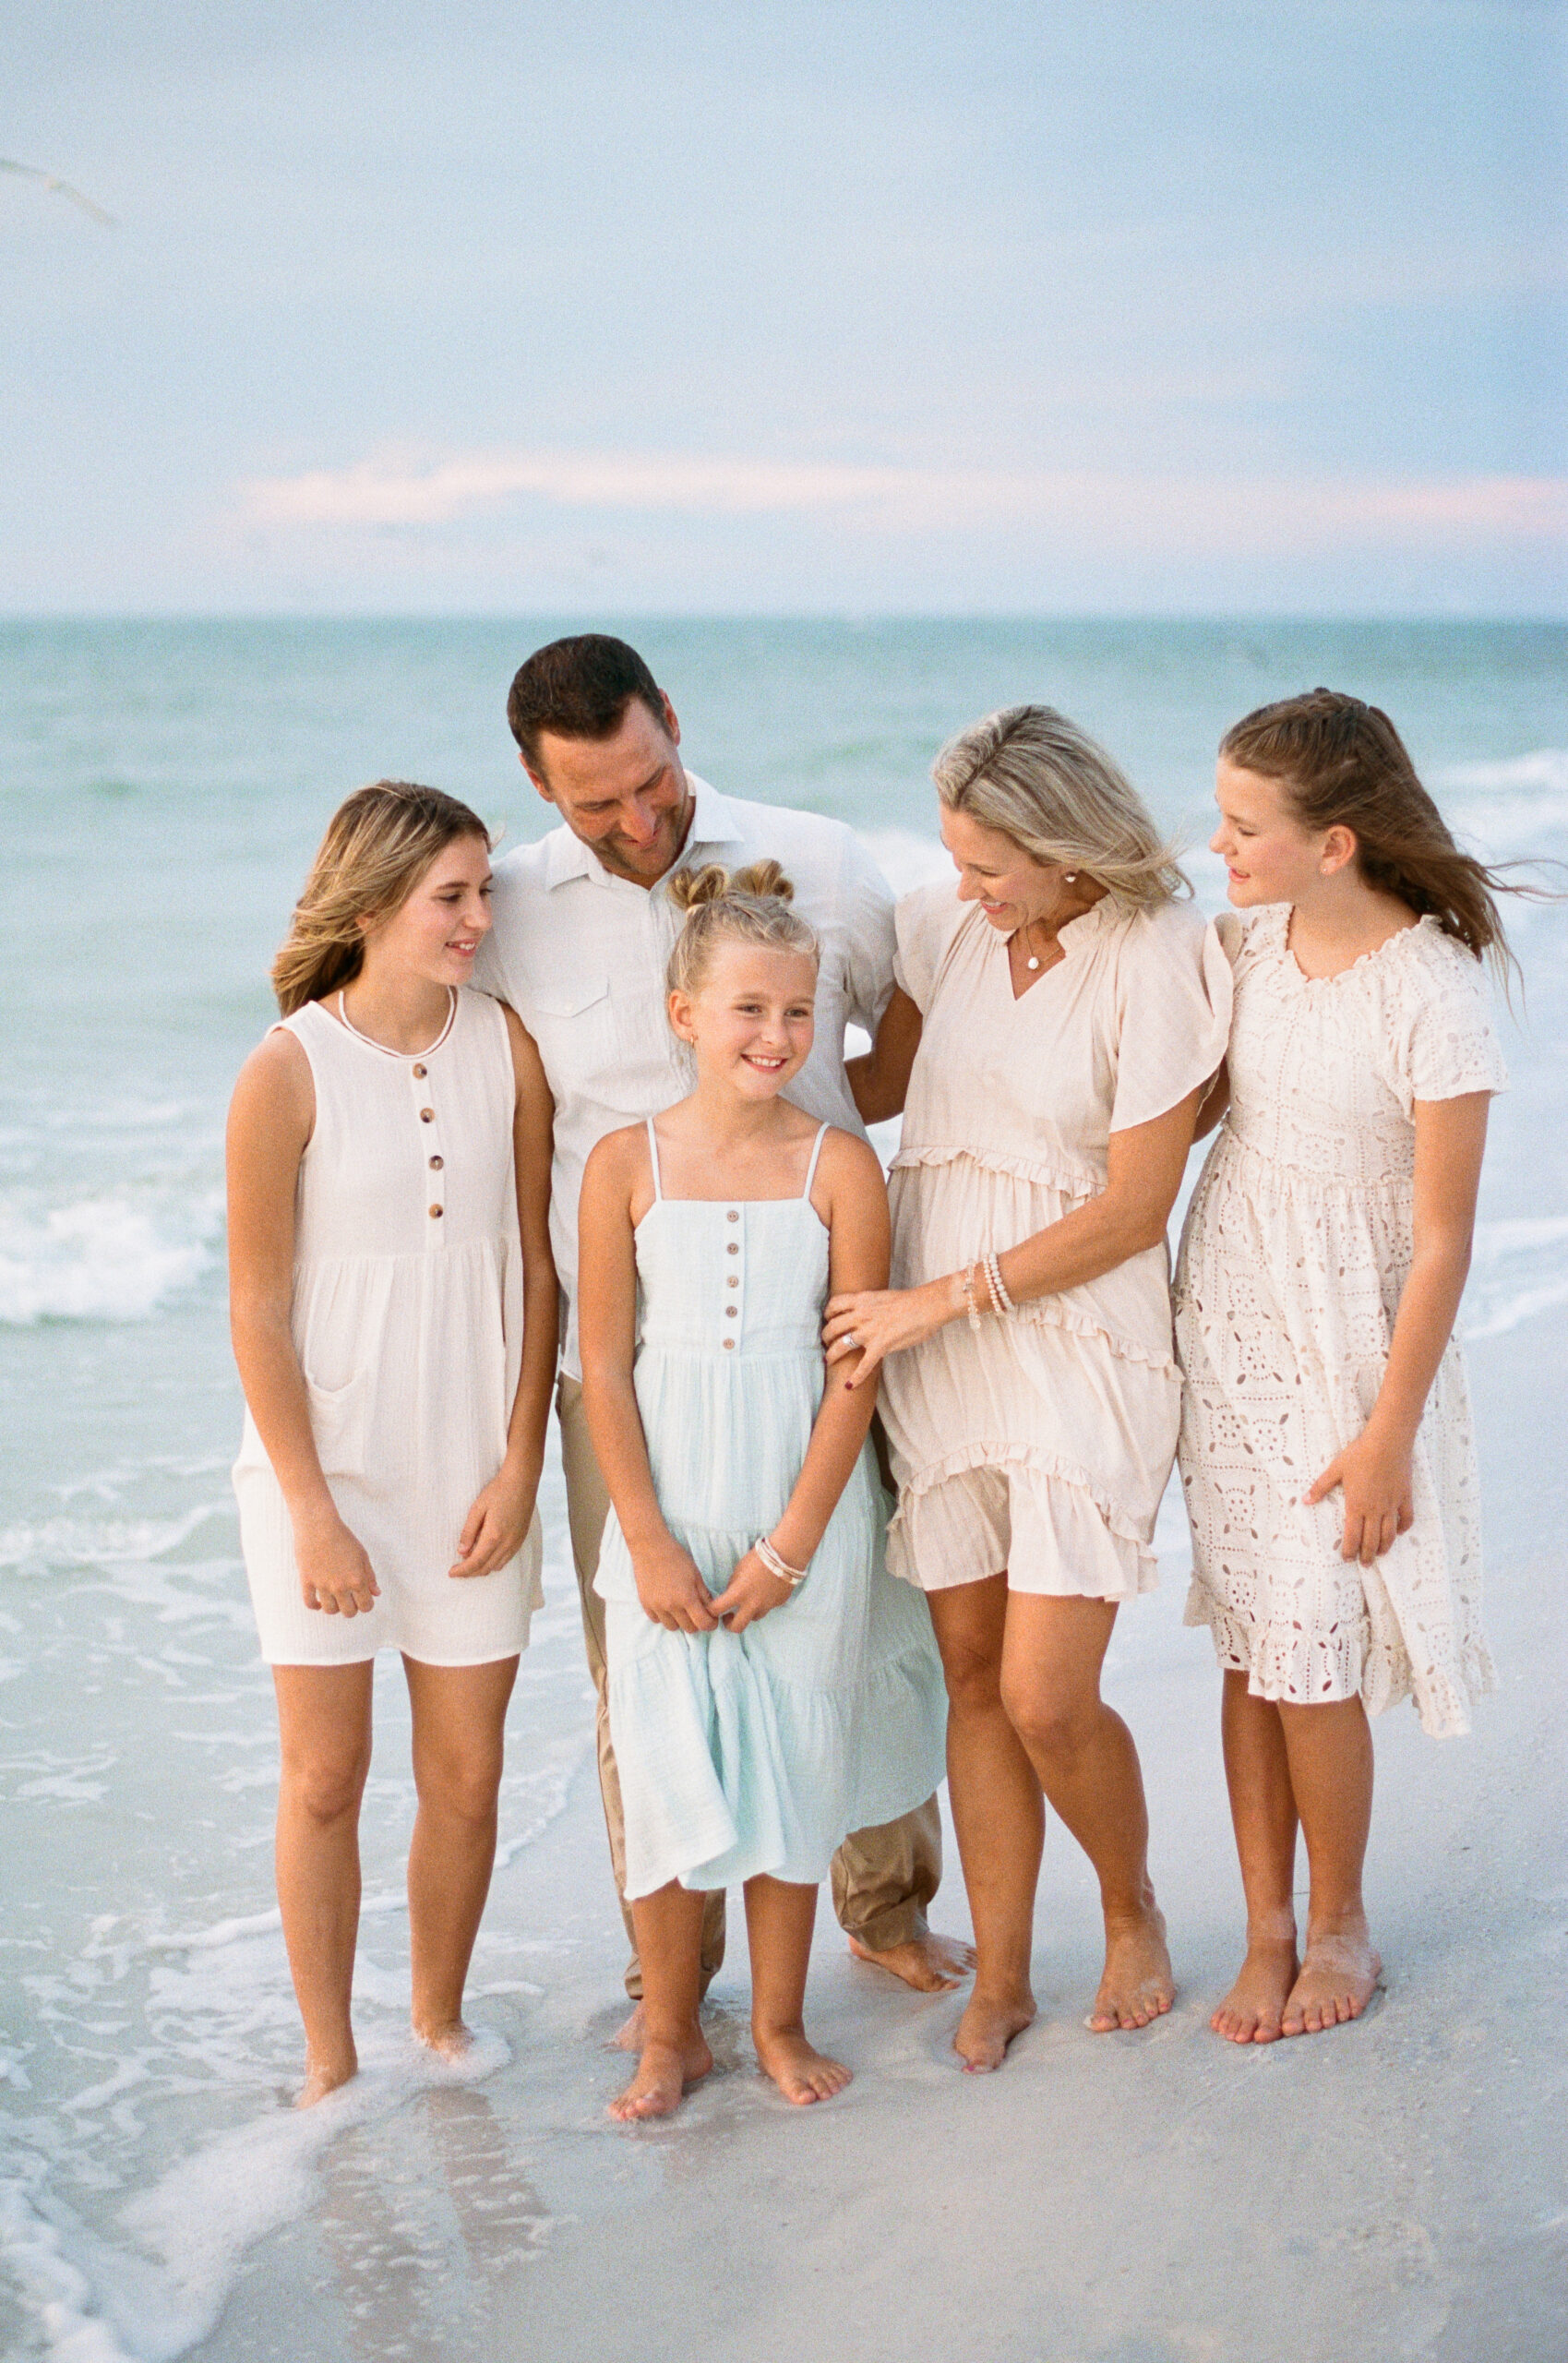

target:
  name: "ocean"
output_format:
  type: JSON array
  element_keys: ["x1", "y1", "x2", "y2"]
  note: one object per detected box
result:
[{"x1": 3, "y1": 618, "x2": 1566, "y2": 2361}]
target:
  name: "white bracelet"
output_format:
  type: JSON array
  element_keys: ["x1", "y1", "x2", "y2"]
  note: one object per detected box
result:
[
  {"x1": 755, "y1": 1534, "x2": 808, "y2": 1589},
  {"x1": 984, "y1": 1249, "x2": 1016, "y2": 1314}
]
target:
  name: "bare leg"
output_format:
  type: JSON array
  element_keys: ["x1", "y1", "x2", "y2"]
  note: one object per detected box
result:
[
  {"x1": 928, "y1": 1578, "x2": 1042, "y2": 2070},
  {"x1": 1211, "y1": 1673, "x2": 1299, "y2": 2043},
  {"x1": 1276, "y1": 1697, "x2": 1381, "y2": 2034},
  {"x1": 272, "y1": 1662, "x2": 375, "y2": 2105},
  {"x1": 611, "y1": 1883, "x2": 713, "y2": 2121},
  {"x1": 999, "y1": 1593, "x2": 1173, "y2": 2033},
  {"x1": 403, "y1": 1654, "x2": 520, "y2": 2056},
  {"x1": 744, "y1": 1877, "x2": 850, "y2": 2104}
]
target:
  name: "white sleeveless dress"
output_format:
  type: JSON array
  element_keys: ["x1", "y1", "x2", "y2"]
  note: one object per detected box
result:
[
  {"x1": 595, "y1": 1121, "x2": 948, "y2": 1901},
  {"x1": 233, "y1": 987, "x2": 545, "y2": 1666}
]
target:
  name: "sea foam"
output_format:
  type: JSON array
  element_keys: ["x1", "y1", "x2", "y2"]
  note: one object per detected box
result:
[
  {"x1": 3, "y1": 2028, "x2": 512, "y2": 2363},
  {"x1": 0, "y1": 1198, "x2": 218, "y2": 1326}
]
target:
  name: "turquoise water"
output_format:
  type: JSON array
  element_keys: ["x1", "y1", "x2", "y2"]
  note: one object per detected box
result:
[{"x1": 2, "y1": 618, "x2": 1565, "y2": 2359}]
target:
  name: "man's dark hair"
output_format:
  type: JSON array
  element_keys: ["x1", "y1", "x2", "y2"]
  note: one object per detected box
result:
[{"x1": 506, "y1": 634, "x2": 667, "y2": 771}]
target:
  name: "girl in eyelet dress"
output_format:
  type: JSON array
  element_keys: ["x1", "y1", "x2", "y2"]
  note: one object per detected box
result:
[
  {"x1": 577, "y1": 862, "x2": 947, "y2": 2123},
  {"x1": 1174, "y1": 691, "x2": 1512, "y2": 2046}
]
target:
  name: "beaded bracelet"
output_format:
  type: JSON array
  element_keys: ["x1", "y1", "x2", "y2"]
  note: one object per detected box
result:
[
  {"x1": 983, "y1": 1249, "x2": 1016, "y2": 1315},
  {"x1": 755, "y1": 1534, "x2": 808, "y2": 1589},
  {"x1": 960, "y1": 1263, "x2": 982, "y2": 1333}
]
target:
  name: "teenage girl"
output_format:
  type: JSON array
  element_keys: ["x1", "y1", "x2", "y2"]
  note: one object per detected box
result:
[
  {"x1": 228, "y1": 783, "x2": 557, "y2": 2103},
  {"x1": 1175, "y1": 692, "x2": 1511, "y2": 2043},
  {"x1": 577, "y1": 863, "x2": 947, "y2": 2120}
]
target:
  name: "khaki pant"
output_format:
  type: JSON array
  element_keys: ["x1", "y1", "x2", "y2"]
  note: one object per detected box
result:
[{"x1": 557, "y1": 1374, "x2": 942, "y2": 1999}]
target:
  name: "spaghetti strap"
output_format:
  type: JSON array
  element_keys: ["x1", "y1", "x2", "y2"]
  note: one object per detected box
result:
[
  {"x1": 645, "y1": 1116, "x2": 664, "y2": 1202},
  {"x1": 801, "y1": 1122, "x2": 831, "y2": 1200}
]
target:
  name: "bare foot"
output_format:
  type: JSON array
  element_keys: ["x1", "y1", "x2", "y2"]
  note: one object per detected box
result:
[
  {"x1": 952, "y1": 1988, "x2": 1035, "y2": 2072},
  {"x1": 612, "y1": 2000, "x2": 646, "y2": 2053},
  {"x1": 296, "y1": 2049, "x2": 356, "y2": 2108},
  {"x1": 754, "y1": 2028, "x2": 852, "y2": 2105},
  {"x1": 608, "y1": 2029, "x2": 713, "y2": 2122},
  {"x1": 413, "y1": 2016, "x2": 473, "y2": 2062},
  {"x1": 1281, "y1": 1921, "x2": 1382, "y2": 2036},
  {"x1": 846, "y1": 1930, "x2": 976, "y2": 1993},
  {"x1": 1210, "y1": 1937, "x2": 1299, "y2": 2045},
  {"x1": 1088, "y1": 1904, "x2": 1175, "y2": 2032}
]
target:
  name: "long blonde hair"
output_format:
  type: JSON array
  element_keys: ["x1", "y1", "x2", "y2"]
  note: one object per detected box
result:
[
  {"x1": 271, "y1": 781, "x2": 491, "y2": 1014},
  {"x1": 664, "y1": 861, "x2": 819, "y2": 999},
  {"x1": 933, "y1": 704, "x2": 1188, "y2": 907}
]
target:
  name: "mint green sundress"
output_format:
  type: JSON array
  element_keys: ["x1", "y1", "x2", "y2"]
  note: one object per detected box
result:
[{"x1": 595, "y1": 1120, "x2": 949, "y2": 1899}]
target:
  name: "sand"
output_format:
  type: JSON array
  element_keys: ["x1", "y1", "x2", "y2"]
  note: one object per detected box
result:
[{"x1": 178, "y1": 1310, "x2": 1568, "y2": 2363}]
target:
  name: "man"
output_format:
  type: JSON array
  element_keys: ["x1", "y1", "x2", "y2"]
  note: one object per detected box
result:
[{"x1": 474, "y1": 633, "x2": 971, "y2": 2030}]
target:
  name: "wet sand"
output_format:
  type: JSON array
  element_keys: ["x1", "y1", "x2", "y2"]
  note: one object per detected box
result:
[{"x1": 187, "y1": 1313, "x2": 1568, "y2": 2363}]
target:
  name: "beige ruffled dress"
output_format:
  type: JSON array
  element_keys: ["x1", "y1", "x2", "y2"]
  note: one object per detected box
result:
[{"x1": 880, "y1": 887, "x2": 1231, "y2": 1598}]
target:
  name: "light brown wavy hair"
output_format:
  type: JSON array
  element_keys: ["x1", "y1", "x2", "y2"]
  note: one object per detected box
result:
[
  {"x1": 271, "y1": 781, "x2": 492, "y2": 1014},
  {"x1": 932, "y1": 704, "x2": 1188, "y2": 908},
  {"x1": 665, "y1": 861, "x2": 819, "y2": 1001},
  {"x1": 1221, "y1": 690, "x2": 1517, "y2": 978}
]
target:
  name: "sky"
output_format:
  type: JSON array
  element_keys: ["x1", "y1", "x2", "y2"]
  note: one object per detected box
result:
[{"x1": 4, "y1": 0, "x2": 1564, "y2": 615}]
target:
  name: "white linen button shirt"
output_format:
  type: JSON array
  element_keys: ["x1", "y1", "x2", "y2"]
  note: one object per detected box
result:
[{"x1": 473, "y1": 775, "x2": 897, "y2": 1378}]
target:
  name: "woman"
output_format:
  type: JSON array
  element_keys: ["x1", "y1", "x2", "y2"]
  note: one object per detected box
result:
[
  {"x1": 227, "y1": 781, "x2": 557, "y2": 2105},
  {"x1": 828, "y1": 706, "x2": 1229, "y2": 2070}
]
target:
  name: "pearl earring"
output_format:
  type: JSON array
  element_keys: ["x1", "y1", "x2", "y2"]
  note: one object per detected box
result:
[{"x1": 1063, "y1": 871, "x2": 1078, "y2": 882}]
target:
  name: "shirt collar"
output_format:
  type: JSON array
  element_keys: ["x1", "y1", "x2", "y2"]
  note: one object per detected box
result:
[{"x1": 541, "y1": 772, "x2": 745, "y2": 892}]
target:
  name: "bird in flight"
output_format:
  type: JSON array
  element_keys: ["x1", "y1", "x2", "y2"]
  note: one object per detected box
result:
[{"x1": 1, "y1": 158, "x2": 115, "y2": 225}]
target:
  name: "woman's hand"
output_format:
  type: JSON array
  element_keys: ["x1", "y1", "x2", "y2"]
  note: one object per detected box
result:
[
  {"x1": 631, "y1": 1533, "x2": 720, "y2": 1634},
  {"x1": 823, "y1": 1277, "x2": 952, "y2": 1386},
  {"x1": 293, "y1": 1504, "x2": 380, "y2": 1616},
  {"x1": 450, "y1": 1452, "x2": 543, "y2": 1579},
  {"x1": 709, "y1": 1546, "x2": 796, "y2": 1634},
  {"x1": 1303, "y1": 1426, "x2": 1416, "y2": 1565}
]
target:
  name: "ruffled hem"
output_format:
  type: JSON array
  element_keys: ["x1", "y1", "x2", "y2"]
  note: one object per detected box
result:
[
  {"x1": 888, "y1": 1440, "x2": 1157, "y2": 1601},
  {"x1": 890, "y1": 1141, "x2": 1100, "y2": 1205},
  {"x1": 1182, "y1": 1580, "x2": 1495, "y2": 1742},
  {"x1": 1002, "y1": 1294, "x2": 1179, "y2": 1378},
  {"x1": 608, "y1": 1622, "x2": 946, "y2": 1898}
]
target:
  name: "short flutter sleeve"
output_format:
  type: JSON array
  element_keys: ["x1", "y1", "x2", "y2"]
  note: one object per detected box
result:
[
  {"x1": 1389, "y1": 929, "x2": 1508, "y2": 1112},
  {"x1": 1109, "y1": 902, "x2": 1234, "y2": 1134},
  {"x1": 893, "y1": 882, "x2": 968, "y2": 1014}
]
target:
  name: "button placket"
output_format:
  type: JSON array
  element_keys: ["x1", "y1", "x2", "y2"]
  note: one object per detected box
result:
[
  {"x1": 412, "y1": 1062, "x2": 447, "y2": 1248},
  {"x1": 722, "y1": 1209, "x2": 743, "y2": 1348}
]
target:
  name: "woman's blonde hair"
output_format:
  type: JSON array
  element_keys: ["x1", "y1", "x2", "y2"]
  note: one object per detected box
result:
[
  {"x1": 933, "y1": 704, "x2": 1188, "y2": 908},
  {"x1": 271, "y1": 781, "x2": 491, "y2": 1014},
  {"x1": 665, "y1": 861, "x2": 819, "y2": 999}
]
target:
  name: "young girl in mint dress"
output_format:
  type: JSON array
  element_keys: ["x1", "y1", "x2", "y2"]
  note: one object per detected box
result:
[{"x1": 577, "y1": 862, "x2": 946, "y2": 2122}]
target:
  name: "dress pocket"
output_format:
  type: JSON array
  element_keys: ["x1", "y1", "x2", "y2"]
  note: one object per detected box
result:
[{"x1": 305, "y1": 1370, "x2": 369, "y2": 1477}]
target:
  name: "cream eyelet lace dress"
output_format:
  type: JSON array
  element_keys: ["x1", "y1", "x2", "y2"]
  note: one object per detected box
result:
[{"x1": 1174, "y1": 906, "x2": 1507, "y2": 1737}]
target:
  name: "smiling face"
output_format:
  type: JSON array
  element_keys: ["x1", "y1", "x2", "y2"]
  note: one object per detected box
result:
[
  {"x1": 668, "y1": 938, "x2": 818, "y2": 1099},
  {"x1": 939, "y1": 804, "x2": 1082, "y2": 933},
  {"x1": 1211, "y1": 757, "x2": 1350, "y2": 906},
  {"x1": 360, "y1": 832, "x2": 493, "y2": 986},
  {"x1": 527, "y1": 693, "x2": 692, "y2": 885}
]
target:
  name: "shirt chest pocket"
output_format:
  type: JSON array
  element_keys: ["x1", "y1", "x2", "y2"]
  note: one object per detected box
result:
[{"x1": 529, "y1": 977, "x2": 616, "y2": 1083}]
